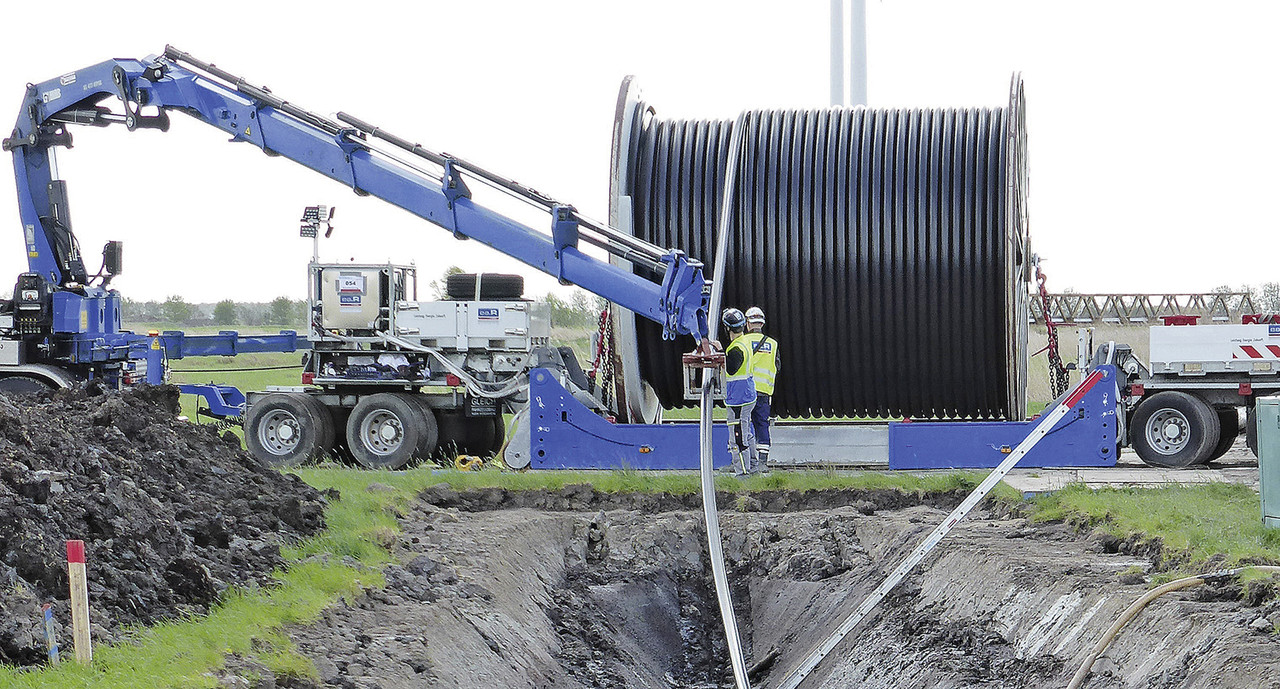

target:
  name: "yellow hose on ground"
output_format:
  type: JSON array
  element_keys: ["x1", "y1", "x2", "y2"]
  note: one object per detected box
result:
[{"x1": 1066, "y1": 565, "x2": 1280, "y2": 689}]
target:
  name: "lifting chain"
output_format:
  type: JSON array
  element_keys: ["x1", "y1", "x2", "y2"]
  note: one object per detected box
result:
[
  {"x1": 1035, "y1": 260, "x2": 1070, "y2": 399},
  {"x1": 588, "y1": 304, "x2": 615, "y2": 412}
]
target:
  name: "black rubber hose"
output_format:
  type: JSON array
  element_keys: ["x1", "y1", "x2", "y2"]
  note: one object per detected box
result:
[{"x1": 620, "y1": 81, "x2": 1027, "y2": 420}]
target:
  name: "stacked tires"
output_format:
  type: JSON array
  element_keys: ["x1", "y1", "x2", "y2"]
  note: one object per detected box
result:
[
  {"x1": 1128, "y1": 392, "x2": 1241, "y2": 467},
  {"x1": 245, "y1": 392, "x2": 505, "y2": 470}
]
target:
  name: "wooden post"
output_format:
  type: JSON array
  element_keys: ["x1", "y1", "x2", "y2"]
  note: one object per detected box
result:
[{"x1": 65, "y1": 540, "x2": 91, "y2": 665}]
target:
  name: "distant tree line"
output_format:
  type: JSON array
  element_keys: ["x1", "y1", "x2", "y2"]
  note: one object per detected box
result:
[
  {"x1": 1214, "y1": 283, "x2": 1280, "y2": 312},
  {"x1": 123, "y1": 296, "x2": 309, "y2": 327},
  {"x1": 120, "y1": 289, "x2": 606, "y2": 330}
]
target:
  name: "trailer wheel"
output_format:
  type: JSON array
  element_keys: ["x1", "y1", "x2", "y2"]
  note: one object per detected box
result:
[
  {"x1": 245, "y1": 393, "x2": 328, "y2": 467},
  {"x1": 298, "y1": 395, "x2": 337, "y2": 460},
  {"x1": 404, "y1": 395, "x2": 444, "y2": 461},
  {"x1": 1247, "y1": 405, "x2": 1258, "y2": 457},
  {"x1": 0, "y1": 376, "x2": 53, "y2": 395},
  {"x1": 1131, "y1": 392, "x2": 1220, "y2": 468},
  {"x1": 346, "y1": 393, "x2": 437, "y2": 469},
  {"x1": 436, "y1": 411, "x2": 503, "y2": 457},
  {"x1": 1205, "y1": 408, "x2": 1241, "y2": 464},
  {"x1": 490, "y1": 414, "x2": 507, "y2": 453}
]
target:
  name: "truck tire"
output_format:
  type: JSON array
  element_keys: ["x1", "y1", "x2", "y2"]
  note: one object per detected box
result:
[
  {"x1": 445, "y1": 273, "x2": 524, "y2": 300},
  {"x1": 437, "y1": 411, "x2": 503, "y2": 457},
  {"x1": 1205, "y1": 408, "x2": 1241, "y2": 464},
  {"x1": 346, "y1": 393, "x2": 438, "y2": 469},
  {"x1": 246, "y1": 393, "x2": 329, "y2": 467},
  {"x1": 491, "y1": 414, "x2": 507, "y2": 454},
  {"x1": 0, "y1": 376, "x2": 53, "y2": 395},
  {"x1": 298, "y1": 394, "x2": 337, "y2": 460},
  {"x1": 1247, "y1": 405, "x2": 1258, "y2": 457},
  {"x1": 404, "y1": 395, "x2": 445, "y2": 460},
  {"x1": 1130, "y1": 392, "x2": 1220, "y2": 468}
]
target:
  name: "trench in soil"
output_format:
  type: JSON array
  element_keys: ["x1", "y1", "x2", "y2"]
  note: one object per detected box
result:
[{"x1": 287, "y1": 487, "x2": 1280, "y2": 689}]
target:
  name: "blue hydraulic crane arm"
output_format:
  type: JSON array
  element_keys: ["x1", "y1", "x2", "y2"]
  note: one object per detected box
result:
[{"x1": 2, "y1": 48, "x2": 711, "y2": 342}]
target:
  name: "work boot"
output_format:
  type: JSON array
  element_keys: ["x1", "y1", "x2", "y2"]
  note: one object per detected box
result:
[{"x1": 725, "y1": 450, "x2": 748, "y2": 477}]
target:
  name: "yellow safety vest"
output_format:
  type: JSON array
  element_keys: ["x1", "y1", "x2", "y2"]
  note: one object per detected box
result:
[
  {"x1": 742, "y1": 332, "x2": 778, "y2": 396},
  {"x1": 724, "y1": 335, "x2": 756, "y2": 406}
]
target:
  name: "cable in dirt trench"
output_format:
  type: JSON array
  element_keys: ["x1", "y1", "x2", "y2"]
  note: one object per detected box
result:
[{"x1": 1065, "y1": 565, "x2": 1280, "y2": 689}]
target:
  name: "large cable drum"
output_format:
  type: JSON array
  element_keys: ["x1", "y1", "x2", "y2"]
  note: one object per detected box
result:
[{"x1": 609, "y1": 76, "x2": 1030, "y2": 421}]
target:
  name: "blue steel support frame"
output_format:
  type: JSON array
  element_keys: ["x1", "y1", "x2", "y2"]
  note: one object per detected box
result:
[
  {"x1": 528, "y1": 366, "x2": 1119, "y2": 471},
  {"x1": 7, "y1": 54, "x2": 710, "y2": 342},
  {"x1": 528, "y1": 368, "x2": 733, "y2": 470},
  {"x1": 888, "y1": 365, "x2": 1120, "y2": 470},
  {"x1": 178, "y1": 384, "x2": 247, "y2": 418}
]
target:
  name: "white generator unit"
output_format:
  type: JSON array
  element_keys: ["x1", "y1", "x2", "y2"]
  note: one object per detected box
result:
[{"x1": 243, "y1": 262, "x2": 564, "y2": 471}]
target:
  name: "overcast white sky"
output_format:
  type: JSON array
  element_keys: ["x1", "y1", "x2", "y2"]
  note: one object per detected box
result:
[{"x1": 0, "y1": 1, "x2": 1274, "y2": 303}]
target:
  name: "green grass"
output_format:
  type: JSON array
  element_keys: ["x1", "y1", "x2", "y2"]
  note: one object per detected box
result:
[
  {"x1": 1029, "y1": 483, "x2": 1280, "y2": 573},
  {"x1": 297, "y1": 464, "x2": 1023, "y2": 502}
]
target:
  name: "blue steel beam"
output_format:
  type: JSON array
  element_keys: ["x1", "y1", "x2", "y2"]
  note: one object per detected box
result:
[
  {"x1": 6, "y1": 53, "x2": 710, "y2": 341},
  {"x1": 157, "y1": 330, "x2": 305, "y2": 358}
]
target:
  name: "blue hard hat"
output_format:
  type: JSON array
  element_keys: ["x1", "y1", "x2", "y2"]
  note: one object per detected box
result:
[{"x1": 721, "y1": 307, "x2": 746, "y2": 331}]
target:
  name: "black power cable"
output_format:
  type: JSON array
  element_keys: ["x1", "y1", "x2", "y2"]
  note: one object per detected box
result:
[{"x1": 620, "y1": 78, "x2": 1030, "y2": 420}]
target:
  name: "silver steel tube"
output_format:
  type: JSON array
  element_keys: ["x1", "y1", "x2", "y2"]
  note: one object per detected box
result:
[{"x1": 700, "y1": 111, "x2": 751, "y2": 689}]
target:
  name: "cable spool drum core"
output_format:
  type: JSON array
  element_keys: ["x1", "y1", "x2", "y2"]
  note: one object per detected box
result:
[{"x1": 609, "y1": 76, "x2": 1030, "y2": 421}]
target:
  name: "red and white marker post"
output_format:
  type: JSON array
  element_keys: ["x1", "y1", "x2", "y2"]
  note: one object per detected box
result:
[{"x1": 65, "y1": 540, "x2": 92, "y2": 664}]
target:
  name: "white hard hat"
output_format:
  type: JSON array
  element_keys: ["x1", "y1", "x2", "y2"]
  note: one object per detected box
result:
[{"x1": 745, "y1": 306, "x2": 765, "y2": 324}]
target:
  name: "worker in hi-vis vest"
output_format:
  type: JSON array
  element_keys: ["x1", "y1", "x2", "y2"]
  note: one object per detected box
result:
[
  {"x1": 721, "y1": 307, "x2": 760, "y2": 476},
  {"x1": 743, "y1": 306, "x2": 778, "y2": 470}
]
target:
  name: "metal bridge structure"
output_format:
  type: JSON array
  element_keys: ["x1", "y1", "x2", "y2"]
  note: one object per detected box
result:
[{"x1": 1033, "y1": 292, "x2": 1260, "y2": 324}]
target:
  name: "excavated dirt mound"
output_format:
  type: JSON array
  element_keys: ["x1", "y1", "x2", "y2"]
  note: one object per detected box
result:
[
  {"x1": 0, "y1": 385, "x2": 326, "y2": 666},
  {"x1": 281, "y1": 486, "x2": 1280, "y2": 689}
]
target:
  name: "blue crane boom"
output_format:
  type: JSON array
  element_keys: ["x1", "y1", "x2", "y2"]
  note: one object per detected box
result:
[{"x1": 0, "y1": 46, "x2": 711, "y2": 386}]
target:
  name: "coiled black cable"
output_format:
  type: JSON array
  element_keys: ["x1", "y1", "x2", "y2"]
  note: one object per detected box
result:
[{"x1": 619, "y1": 78, "x2": 1029, "y2": 419}]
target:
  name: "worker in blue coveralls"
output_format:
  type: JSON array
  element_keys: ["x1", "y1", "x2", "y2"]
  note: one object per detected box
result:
[
  {"x1": 742, "y1": 306, "x2": 778, "y2": 471},
  {"x1": 721, "y1": 307, "x2": 759, "y2": 476}
]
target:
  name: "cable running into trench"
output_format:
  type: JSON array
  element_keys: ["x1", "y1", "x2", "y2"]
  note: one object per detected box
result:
[
  {"x1": 700, "y1": 111, "x2": 752, "y2": 689},
  {"x1": 1065, "y1": 565, "x2": 1280, "y2": 689}
]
